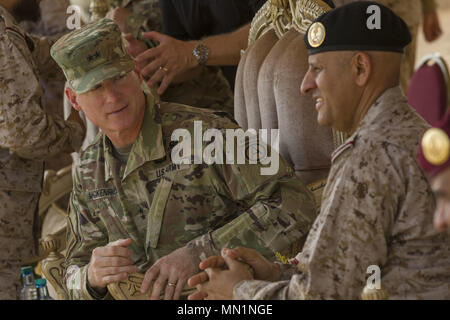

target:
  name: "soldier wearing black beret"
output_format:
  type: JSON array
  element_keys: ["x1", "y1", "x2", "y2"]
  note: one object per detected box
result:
[{"x1": 187, "y1": 1, "x2": 450, "y2": 300}]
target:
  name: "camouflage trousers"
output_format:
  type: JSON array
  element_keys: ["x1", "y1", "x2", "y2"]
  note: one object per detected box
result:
[
  {"x1": 0, "y1": 259, "x2": 21, "y2": 299},
  {"x1": 0, "y1": 190, "x2": 39, "y2": 299},
  {"x1": 162, "y1": 66, "x2": 234, "y2": 118},
  {"x1": 400, "y1": 25, "x2": 419, "y2": 93},
  {"x1": 0, "y1": 190, "x2": 38, "y2": 261}
]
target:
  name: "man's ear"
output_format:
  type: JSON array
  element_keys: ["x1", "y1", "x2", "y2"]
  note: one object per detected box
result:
[
  {"x1": 351, "y1": 52, "x2": 371, "y2": 87},
  {"x1": 65, "y1": 87, "x2": 82, "y2": 112}
]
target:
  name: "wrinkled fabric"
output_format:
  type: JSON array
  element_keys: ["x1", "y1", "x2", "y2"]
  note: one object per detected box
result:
[
  {"x1": 0, "y1": 259, "x2": 21, "y2": 300},
  {"x1": 20, "y1": 0, "x2": 73, "y2": 172},
  {"x1": 65, "y1": 90, "x2": 317, "y2": 299},
  {"x1": 0, "y1": 5, "x2": 84, "y2": 297},
  {"x1": 234, "y1": 87, "x2": 450, "y2": 300}
]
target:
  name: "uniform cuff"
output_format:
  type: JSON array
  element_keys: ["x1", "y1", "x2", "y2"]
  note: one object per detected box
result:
[
  {"x1": 81, "y1": 264, "x2": 112, "y2": 300},
  {"x1": 186, "y1": 232, "x2": 221, "y2": 268}
]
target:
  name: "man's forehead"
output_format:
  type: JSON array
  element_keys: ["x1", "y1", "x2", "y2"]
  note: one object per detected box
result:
[
  {"x1": 308, "y1": 54, "x2": 321, "y2": 65},
  {"x1": 309, "y1": 51, "x2": 361, "y2": 65},
  {"x1": 308, "y1": 52, "x2": 332, "y2": 64}
]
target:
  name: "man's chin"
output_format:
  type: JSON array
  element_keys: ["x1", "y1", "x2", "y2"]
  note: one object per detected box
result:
[{"x1": 316, "y1": 115, "x2": 331, "y2": 128}]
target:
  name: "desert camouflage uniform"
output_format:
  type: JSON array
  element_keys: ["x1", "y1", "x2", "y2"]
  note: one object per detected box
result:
[
  {"x1": 21, "y1": 0, "x2": 74, "y2": 172},
  {"x1": 0, "y1": 6, "x2": 84, "y2": 299},
  {"x1": 233, "y1": 87, "x2": 450, "y2": 300}
]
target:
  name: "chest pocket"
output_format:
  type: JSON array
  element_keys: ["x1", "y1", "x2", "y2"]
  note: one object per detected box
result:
[{"x1": 145, "y1": 171, "x2": 175, "y2": 253}]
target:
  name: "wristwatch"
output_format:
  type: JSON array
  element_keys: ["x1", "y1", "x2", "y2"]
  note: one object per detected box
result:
[{"x1": 192, "y1": 42, "x2": 209, "y2": 66}]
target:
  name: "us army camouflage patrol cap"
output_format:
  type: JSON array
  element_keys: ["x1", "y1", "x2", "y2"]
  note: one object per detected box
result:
[{"x1": 51, "y1": 18, "x2": 135, "y2": 94}]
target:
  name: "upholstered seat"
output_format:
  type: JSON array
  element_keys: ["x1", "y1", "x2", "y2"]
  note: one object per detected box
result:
[
  {"x1": 234, "y1": 0, "x2": 347, "y2": 260},
  {"x1": 407, "y1": 53, "x2": 449, "y2": 126},
  {"x1": 235, "y1": 1, "x2": 344, "y2": 187},
  {"x1": 21, "y1": 166, "x2": 73, "y2": 299}
]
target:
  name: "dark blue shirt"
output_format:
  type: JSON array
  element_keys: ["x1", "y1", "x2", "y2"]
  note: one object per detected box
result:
[{"x1": 161, "y1": 0, "x2": 266, "y2": 88}]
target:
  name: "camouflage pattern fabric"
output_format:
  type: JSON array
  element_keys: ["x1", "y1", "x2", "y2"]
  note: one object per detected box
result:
[
  {"x1": 233, "y1": 87, "x2": 450, "y2": 300},
  {"x1": 162, "y1": 66, "x2": 234, "y2": 119},
  {"x1": 0, "y1": 5, "x2": 84, "y2": 299},
  {"x1": 65, "y1": 89, "x2": 317, "y2": 299},
  {"x1": 123, "y1": 0, "x2": 162, "y2": 38},
  {"x1": 20, "y1": 0, "x2": 73, "y2": 172},
  {"x1": 51, "y1": 18, "x2": 135, "y2": 94},
  {"x1": 0, "y1": 260, "x2": 21, "y2": 300}
]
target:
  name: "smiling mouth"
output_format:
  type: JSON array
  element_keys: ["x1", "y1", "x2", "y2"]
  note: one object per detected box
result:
[
  {"x1": 108, "y1": 105, "x2": 128, "y2": 115},
  {"x1": 314, "y1": 97, "x2": 324, "y2": 109}
]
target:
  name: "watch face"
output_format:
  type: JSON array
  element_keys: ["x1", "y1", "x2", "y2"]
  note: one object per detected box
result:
[{"x1": 193, "y1": 43, "x2": 209, "y2": 65}]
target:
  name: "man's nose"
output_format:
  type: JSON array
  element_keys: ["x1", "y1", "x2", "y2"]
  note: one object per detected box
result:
[
  {"x1": 300, "y1": 70, "x2": 316, "y2": 96},
  {"x1": 103, "y1": 81, "x2": 120, "y2": 103}
]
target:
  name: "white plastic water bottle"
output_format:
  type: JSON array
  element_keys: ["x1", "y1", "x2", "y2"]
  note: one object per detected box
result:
[
  {"x1": 35, "y1": 278, "x2": 54, "y2": 300},
  {"x1": 20, "y1": 266, "x2": 38, "y2": 300}
]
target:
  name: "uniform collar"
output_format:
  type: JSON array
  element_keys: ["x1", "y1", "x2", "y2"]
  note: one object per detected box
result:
[
  {"x1": 331, "y1": 86, "x2": 403, "y2": 163},
  {"x1": 0, "y1": 5, "x2": 15, "y2": 24},
  {"x1": 0, "y1": 5, "x2": 24, "y2": 36},
  {"x1": 104, "y1": 85, "x2": 165, "y2": 182},
  {"x1": 357, "y1": 86, "x2": 404, "y2": 132}
]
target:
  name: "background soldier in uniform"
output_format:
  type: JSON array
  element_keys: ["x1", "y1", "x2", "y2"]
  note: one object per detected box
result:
[
  {"x1": 188, "y1": 2, "x2": 450, "y2": 300},
  {"x1": 20, "y1": 0, "x2": 74, "y2": 172},
  {"x1": 52, "y1": 19, "x2": 317, "y2": 300},
  {"x1": 0, "y1": 0, "x2": 85, "y2": 299}
]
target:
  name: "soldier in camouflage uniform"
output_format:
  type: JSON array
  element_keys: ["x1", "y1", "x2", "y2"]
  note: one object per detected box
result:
[
  {"x1": 188, "y1": 2, "x2": 450, "y2": 300},
  {"x1": 51, "y1": 18, "x2": 317, "y2": 300},
  {"x1": 0, "y1": 0, "x2": 85, "y2": 300},
  {"x1": 20, "y1": 0, "x2": 75, "y2": 172}
]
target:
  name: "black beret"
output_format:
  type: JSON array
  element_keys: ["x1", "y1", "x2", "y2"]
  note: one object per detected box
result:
[
  {"x1": 322, "y1": 0, "x2": 335, "y2": 9},
  {"x1": 304, "y1": 1, "x2": 411, "y2": 55}
]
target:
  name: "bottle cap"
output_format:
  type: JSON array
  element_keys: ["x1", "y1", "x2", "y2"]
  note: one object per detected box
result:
[
  {"x1": 21, "y1": 266, "x2": 33, "y2": 275},
  {"x1": 35, "y1": 278, "x2": 47, "y2": 287}
]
